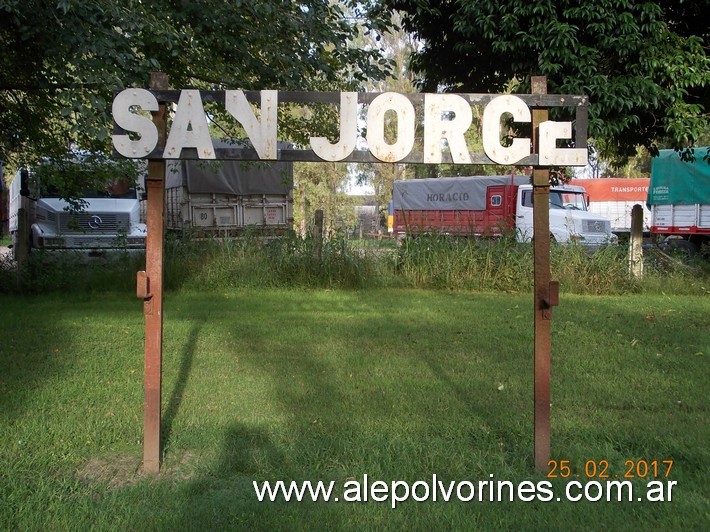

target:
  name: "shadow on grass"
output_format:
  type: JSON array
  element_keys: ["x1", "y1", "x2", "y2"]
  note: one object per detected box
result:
[
  {"x1": 144, "y1": 293, "x2": 531, "y2": 520},
  {"x1": 0, "y1": 294, "x2": 139, "y2": 421},
  {"x1": 162, "y1": 320, "x2": 203, "y2": 453},
  {"x1": 66, "y1": 289, "x2": 705, "y2": 530}
]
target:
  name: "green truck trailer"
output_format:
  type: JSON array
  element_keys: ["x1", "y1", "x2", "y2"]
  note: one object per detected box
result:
[{"x1": 648, "y1": 148, "x2": 710, "y2": 254}]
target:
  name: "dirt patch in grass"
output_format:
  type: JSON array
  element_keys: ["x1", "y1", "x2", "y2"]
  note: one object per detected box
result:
[{"x1": 77, "y1": 451, "x2": 199, "y2": 489}]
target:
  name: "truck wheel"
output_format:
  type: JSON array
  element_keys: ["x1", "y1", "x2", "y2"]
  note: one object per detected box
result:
[
  {"x1": 665, "y1": 238, "x2": 698, "y2": 257},
  {"x1": 688, "y1": 236, "x2": 710, "y2": 258}
]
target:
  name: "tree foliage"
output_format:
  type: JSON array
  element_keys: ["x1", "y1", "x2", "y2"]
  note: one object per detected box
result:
[
  {"x1": 352, "y1": 11, "x2": 418, "y2": 218},
  {"x1": 29, "y1": 153, "x2": 142, "y2": 213},
  {"x1": 0, "y1": 0, "x2": 388, "y2": 171},
  {"x1": 372, "y1": 0, "x2": 709, "y2": 163},
  {"x1": 294, "y1": 162, "x2": 356, "y2": 237}
]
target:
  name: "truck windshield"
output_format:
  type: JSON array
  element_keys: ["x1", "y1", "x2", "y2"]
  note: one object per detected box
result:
[
  {"x1": 43, "y1": 181, "x2": 137, "y2": 199},
  {"x1": 549, "y1": 190, "x2": 586, "y2": 211},
  {"x1": 521, "y1": 190, "x2": 587, "y2": 210}
]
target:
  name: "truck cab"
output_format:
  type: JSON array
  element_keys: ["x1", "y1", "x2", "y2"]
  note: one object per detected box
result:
[
  {"x1": 516, "y1": 183, "x2": 615, "y2": 246},
  {"x1": 9, "y1": 167, "x2": 146, "y2": 259}
]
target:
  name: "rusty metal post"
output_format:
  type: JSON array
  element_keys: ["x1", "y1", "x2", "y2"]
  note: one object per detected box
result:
[
  {"x1": 531, "y1": 76, "x2": 555, "y2": 473},
  {"x1": 139, "y1": 72, "x2": 169, "y2": 474}
]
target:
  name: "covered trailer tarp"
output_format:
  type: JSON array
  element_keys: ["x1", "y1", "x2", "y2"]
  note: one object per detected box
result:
[
  {"x1": 393, "y1": 175, "x2": 530, "y2": 211},
  {"x1": 166, "y1": 140, "x2": 293, "y2": 195},
  {"x1": 648, "y1": 148, "x2": 710, "y2": 205}
]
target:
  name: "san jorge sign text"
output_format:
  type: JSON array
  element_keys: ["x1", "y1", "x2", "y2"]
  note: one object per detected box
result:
[{"x1": 112, "y1": 89, "x2": 589, "y2": 167}]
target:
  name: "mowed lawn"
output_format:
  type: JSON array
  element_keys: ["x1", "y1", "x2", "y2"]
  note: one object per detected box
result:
[{"x1": 0, "y1": 288, "x2": 708, "y2": 529}]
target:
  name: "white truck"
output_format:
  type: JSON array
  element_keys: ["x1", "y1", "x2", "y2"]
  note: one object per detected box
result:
[
  {"x1": 8, "y1": 167, "x2": 146, "y2": 259},
  {"x1": 391, "y1": 175, "x2": 615, "y2": 246},
  {"x1": 569, "y1": 178, "x2": 651, "y2": 235},
  {"x1": 164, "y1": 140, "x2": 293, "y2": 238}
]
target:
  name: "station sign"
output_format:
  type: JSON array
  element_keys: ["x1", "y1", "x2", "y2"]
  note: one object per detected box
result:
[{"x1": 112, "y1": 89, "x2": 588, "y2": 167}]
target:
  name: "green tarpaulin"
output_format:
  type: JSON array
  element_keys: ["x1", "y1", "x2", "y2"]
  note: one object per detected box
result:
[{"x1": 648, "y1": 148, "x2": 710, "y2": 205}]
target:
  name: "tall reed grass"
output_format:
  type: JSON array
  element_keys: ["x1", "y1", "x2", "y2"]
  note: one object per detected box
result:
[
  {"x1": 395, "y1": 233, "x2": 709, "y2": 295},
  {"x1": 162, "y1": 231, "x2": 392, "y2": 290},
  {"x1": 1, "y1": 232, "x2": 708, "y2": 296}
]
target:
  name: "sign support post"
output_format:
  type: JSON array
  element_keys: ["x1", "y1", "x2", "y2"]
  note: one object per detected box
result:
[
  {"x1": 531, "y1": 76, "x2": 557, "y2": 473},
  {"x1": 138, "y1": 72, "x2": 168, "y2": 474}
]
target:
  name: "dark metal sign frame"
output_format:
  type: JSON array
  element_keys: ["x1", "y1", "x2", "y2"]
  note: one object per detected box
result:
[{"x1": 127, "y1": 74, "x2": 582, "y2": 474}]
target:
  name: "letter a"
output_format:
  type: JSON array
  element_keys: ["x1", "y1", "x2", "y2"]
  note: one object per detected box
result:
[{"x1": 164, "y1": 90, "x2": 215, "y2": 159}]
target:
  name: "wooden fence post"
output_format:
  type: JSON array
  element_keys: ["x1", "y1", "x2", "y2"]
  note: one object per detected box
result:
[
  {"x1": 313, "y1": 209, "x2": 324, "y2": 261},
  {"x1": 629, "y1": 204, "x2": 644, "y2": 278}
]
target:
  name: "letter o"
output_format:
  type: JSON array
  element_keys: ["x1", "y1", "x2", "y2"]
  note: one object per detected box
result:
[
  {"x1": 411, "y1": 481, "x2": 430, "y2": 502},
  {"x1": 366, "y1": 92, "x2": 416, "y2": 163},
  {"x1": 585, "y1": 481, "x2": 603, "y2": 502},
  {"x1": 456, "y1": 481, "x2": 475, "y2": 502}
]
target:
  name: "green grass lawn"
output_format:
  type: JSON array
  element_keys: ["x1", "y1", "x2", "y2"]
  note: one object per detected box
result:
[{"x1": 0, "y1": 288, "x2": 708, "y2": 529}]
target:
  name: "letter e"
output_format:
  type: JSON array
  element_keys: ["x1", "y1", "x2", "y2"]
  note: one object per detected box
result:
[{"x1": 538, "y1": 121, "x2": 587, "y2": 166}]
